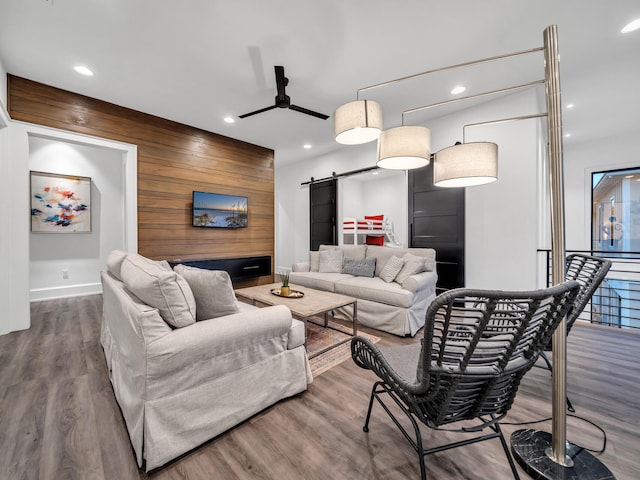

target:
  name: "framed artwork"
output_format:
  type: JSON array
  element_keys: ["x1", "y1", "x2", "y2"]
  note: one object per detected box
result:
[{"x1": 30, "y1": 171, "x2": 92, "y2": 233}]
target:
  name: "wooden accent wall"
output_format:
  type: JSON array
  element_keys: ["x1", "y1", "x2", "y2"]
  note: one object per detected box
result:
[{"x1": 8, "y1": 75, "x2": 274, "y2": 284}]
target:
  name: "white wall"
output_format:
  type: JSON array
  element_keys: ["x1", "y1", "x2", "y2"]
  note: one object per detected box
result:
[
  {"x1": 0, "y1": 57, "x2": 7, "y2": 107},
  {"x1": 0, "y1": 90, "x2": 13, "y2": 335},
  {"x1": 28, "y1": 135, "x2": 125, "y2": 301}
]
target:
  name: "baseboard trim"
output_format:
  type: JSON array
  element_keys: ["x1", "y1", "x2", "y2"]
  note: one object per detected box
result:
[{"x1": 30, "y1": 283, "x2": 102, "y2": 302}]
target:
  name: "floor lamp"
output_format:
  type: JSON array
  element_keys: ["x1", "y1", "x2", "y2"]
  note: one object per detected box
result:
[
  {"x1": 334, "y1": 25, "x2": 616, "y2": 479},
  {"x1": 508, "y1": 25, "x2": 616, "y2": 480}
]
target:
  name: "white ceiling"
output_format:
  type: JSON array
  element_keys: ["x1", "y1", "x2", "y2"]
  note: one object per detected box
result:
[{"x1": 1, "y1": 1, "x2": 639, "y2": 166}]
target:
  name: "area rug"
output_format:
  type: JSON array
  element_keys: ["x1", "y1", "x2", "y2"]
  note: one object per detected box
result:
[{"x1": 306, "y1": 322, "x2": 380, "y2": 377}]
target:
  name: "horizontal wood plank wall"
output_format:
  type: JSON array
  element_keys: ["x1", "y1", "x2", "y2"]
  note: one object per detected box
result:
[{"x1": 8, "y1": 75, "x2": 274, "y2": 285}]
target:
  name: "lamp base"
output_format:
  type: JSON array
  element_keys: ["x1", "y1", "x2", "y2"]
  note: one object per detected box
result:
[{"x1": 510, "y1": 429, "x2": 616, "y2": 479}]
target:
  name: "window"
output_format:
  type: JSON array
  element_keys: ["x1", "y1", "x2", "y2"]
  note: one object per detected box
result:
[{"x1": 592, "y1": 167, "x2": 640, "y2": 254}]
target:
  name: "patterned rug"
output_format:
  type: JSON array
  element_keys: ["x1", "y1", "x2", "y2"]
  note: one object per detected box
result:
[{"x1": 306, "y1": 321, "x2": 380, "y2": 377}]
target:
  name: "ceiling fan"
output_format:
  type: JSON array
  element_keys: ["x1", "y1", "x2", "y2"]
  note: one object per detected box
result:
[{"x1": 239, "y1": 66, "x2": 329, "y2": 120}]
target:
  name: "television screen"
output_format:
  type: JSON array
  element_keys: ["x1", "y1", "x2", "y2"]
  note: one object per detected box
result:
[{"x1": 192, "y1": 191, "x2": 248, "y2": 228}]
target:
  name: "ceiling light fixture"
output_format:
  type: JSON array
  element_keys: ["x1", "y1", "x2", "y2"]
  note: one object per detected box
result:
[
  {"x1": 223, "y1": 116, "x2": 235, "y2": 123},
  {"x1": 621, "y1": 18, "x2": 640, "y2": 33},
  {"x1": 303, "y1": 144, "x2": 312, "y2": 149},
  {"x1": 376, "y1": 126, "x2": 431, "y2": 170},
  {"x1": 566, "y1": 103, "x2": 574, "y2": 109},
  {"x1": 334, "y1": 100, "x2": 383, "y2": 145},
  {"x1": 73, "y1": 65, "x2": 93, "y2": 76},
  {"x1": 434, "y1": 142, "x2": 498, "y2": 187},
  {"x1": 451, "y1": 86, "x2": 466, "y2": 95},
  {"x1": 334, "y1": 46, "x2": 545, "y2": 175}
]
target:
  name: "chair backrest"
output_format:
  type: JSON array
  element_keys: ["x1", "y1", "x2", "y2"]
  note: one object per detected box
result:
[
  {"x1": 414, "y1": 281, "x2": 580, "y2": 428},
  {"x1": 564, "y1": 253, "x2": 612, "y2": 333}
]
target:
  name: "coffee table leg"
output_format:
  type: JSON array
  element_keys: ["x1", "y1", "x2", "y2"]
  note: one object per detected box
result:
[{"x1": 352, "y1": 301, "x2": 358, "y2": 336}]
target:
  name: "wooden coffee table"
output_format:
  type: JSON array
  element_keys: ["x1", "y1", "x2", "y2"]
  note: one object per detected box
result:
[{"x1": 235, "y1": 283, "x2": 358, "y2": 359}]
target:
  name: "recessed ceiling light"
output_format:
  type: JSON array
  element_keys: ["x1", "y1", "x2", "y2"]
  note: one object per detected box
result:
[
  {"x1": 303, "y1": 144, "x2": 312, "y2": 149},
  {"x1": 73, "y1": 65, "x2": 93, "y2": 76},
  {"x1": 566, "y1": 103, "x2": 574, "y2": 109},
  {"x1": 451, "y1": 86, "x2": 466, "y2": 95},
  {"x1": 564, "y1": 133, "x2": 571, "y2": 138},
  {"x1": 223, "y1": 116, "x2": 235, "y2": 124},
  {"x1": 621, "y1": 18, "x2": 640, "y2": 33}
]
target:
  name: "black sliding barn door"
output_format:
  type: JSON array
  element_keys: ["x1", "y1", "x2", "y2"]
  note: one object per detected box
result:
[
  {"x1": 310, "y1": 179, "x2": 337, "y2": 250},
  {"x1": 409, "y1": 163, "x2": 465, "y2": 291}
]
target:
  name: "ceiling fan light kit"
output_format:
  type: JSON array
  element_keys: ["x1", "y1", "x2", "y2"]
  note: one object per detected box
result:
[
  {"x1": 334, "y1": 99, "x2": 383, "y2": 145},
  {"x1": 433, "y1": 141, "x2": 498, "y2": 187},
  {"x1": 376, "y1": 126, "x2": 431, "y2": 170}
]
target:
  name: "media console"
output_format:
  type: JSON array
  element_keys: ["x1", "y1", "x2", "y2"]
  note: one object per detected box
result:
[{"x1": 169, "y1": 255, "x2": 271, "y2": 282}]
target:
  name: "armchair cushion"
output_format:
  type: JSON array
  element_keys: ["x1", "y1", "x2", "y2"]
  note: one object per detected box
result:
[
  {"x1": 173, "y1": 264, "x2": 239, "y2": 320},
  {"x1": 121, "y1": 253, "x2": 196, "y2": 328}
]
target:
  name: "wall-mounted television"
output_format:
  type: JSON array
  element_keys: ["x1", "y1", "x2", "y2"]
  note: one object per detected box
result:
[{"x1": 192, "y1": 191, "x2": 248, "y2": 228}]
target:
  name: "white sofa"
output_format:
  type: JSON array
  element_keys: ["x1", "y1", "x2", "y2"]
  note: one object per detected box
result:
[
  {"x1": 290, "y1": 245, "x2": 437, "y2": 336},
  {"x1": 100, "y1": 251, "x2": 311, "y2": 471}
]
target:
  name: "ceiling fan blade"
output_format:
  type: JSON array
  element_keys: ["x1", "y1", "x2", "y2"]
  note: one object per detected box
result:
[
  {"x1": 274, "y1": 66, "x2": 286, "y2": 98},
  {"x1": 289, "y1": 104, "x2": 330, "y2": 120},
  {"x1": 238, "y1": 105, "x2": 277, "y2": 119}
]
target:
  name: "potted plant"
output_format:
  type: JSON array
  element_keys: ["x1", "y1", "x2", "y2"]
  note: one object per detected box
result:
[{"x1": 279, "y1": 271, "x2": 291, "y2": 297}]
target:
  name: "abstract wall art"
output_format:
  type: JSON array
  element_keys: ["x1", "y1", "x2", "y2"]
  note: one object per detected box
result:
[{"x1": 30, "y1": 171, "x2": 92, "y2": 233}]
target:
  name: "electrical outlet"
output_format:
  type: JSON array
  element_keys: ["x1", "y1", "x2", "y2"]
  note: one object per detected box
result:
[{"x1": 62, "y1": 269, "x2": 69, "y2": 279}]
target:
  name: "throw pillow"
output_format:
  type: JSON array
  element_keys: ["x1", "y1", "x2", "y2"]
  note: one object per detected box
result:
[
  {"x1": 319, "y1": 249, "x2": 343, "y2": 273},
  {"x1": 106, "y1": 249, "x2": 129, "y2": 280},
  {"x1": 379, "y1": 255, "x2": 404, "y2": 283},
  {"x1": 342, "y1": 258, "x2": 376, "y2": 277},
  {"x1": 173, "y1": 265, "x2": 239, "y2": 320},
  {"x1": 120, "y1": 253, "x2": 197, "y2": 328},
  {"x1": 309, "y1": 251, "x2": 320, "y2": 272},
  {"x1": 366, "y1": 235, "x2": 384, "y2": 246},
  {"x1": 395, "y1": 252, "x2": 426, "y2": 284}
]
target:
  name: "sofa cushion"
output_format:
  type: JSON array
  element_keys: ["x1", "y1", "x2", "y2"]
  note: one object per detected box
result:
[
  {"x1": 289, "y1": 271, "x2": 354, "y2": 292},
  {"x1": 340, "y1": 245, "x2": 367, "y2": 261},
  {"x1": 395, "y1": 252, "x2": 427, "y2": 284},
  {"x1": 319, "y1": 249, "x2": 343, "y2": 273},
  {"x1": 334, "y1": 276, "x2": 414, "y2": 308},
  {"x1": 309, "y1": 251, "x2": 320, "y2": 272},
  {"x1": 121, "y1": 253, "x2": 197, "y2": 328},
  {"x1": 342, "y1": 258, "x2": 376, "y2": 277},
  {"x1": 379, "y1": 255, "x2": 404, "y2": 283},
  {"x1": 173, "y1": 265, "x2": 239, "y2": 320}
]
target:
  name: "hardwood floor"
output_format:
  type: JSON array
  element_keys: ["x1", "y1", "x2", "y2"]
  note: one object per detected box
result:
[{"x1": 1, "y1": 295, "x2": 638, "y2": 479}]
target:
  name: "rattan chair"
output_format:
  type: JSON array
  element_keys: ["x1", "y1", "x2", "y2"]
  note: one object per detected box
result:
[
  {"x1": 539, "y1": 253, "x2": 612, "y2": 411},
  {"x1": 351, "y1": 281, "x2": 580, "y2": 480}
]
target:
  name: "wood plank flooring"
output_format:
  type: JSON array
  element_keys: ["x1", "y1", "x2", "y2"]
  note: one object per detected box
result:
[{"x1": 1, "y1": 295, "x2": 638, "y2": 479}]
